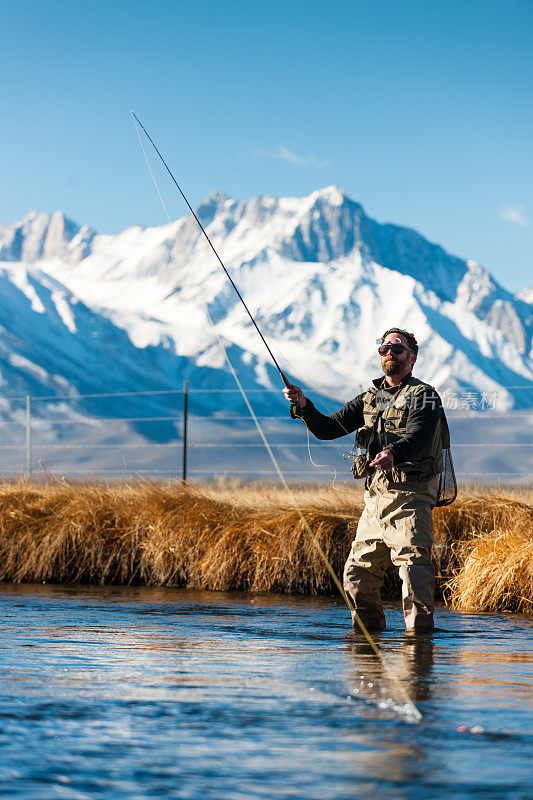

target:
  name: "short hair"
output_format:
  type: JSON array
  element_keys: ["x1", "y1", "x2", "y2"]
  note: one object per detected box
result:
[{"x1": 380, "y1": 327, "x2": 419, "y2": 356}]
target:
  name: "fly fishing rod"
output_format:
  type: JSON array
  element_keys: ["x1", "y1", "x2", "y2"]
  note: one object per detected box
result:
[
  {"x1": 131, "y1": 112, "x2": 424, "y2": 722},
  {"x1": 131, "y1": 111, "x2": 292, "y2": 389}
]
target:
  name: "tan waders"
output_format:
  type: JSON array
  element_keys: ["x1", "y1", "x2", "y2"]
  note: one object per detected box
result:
[
  {"x1": 290, "y1": 373, "x2": 447, "y2": 632},
  {"x1": 343, "y1": 471, "x2": 439, "y2": 631}
]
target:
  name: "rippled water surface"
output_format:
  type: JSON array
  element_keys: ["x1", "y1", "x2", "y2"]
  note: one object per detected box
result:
[{"x1": 0, "y1": 584, "x2": 531, "y2": 800}]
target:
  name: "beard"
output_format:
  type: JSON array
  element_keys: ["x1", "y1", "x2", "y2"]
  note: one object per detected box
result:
[{"x1": 383, "y1": 358, "x2": 403, "y2": 375}]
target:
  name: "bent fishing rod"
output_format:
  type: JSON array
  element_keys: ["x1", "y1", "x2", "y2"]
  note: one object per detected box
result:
[{"x1": 130, "y1": 111, "x2": 292, "y2": 389}]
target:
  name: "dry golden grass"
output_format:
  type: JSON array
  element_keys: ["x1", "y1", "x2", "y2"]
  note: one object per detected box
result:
[
  {"x1": 0, "y1": 479, "x2": 530, "y2": 612},
  {"x1": 0, "y1": 479, "x2": 355, "y2": 594},
  {"x1": 446, "y1": 528, "x2": 533, "y2": 613},
  {"x1": 433, "y1": 489, "x2": 532, "y2": 573}
]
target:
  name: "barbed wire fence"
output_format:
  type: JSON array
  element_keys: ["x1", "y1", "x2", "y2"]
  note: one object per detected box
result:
[{"x1": 0, "y1": 383, "x2": 531, "y2": 484}]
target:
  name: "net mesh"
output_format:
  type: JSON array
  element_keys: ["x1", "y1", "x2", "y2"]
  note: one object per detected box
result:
[{"x1": 436, "y1": 447, "x2": 457, "y2": 507}]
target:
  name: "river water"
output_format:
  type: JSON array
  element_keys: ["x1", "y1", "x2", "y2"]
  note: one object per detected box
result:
[{"x1": 0, "y1": 583, "x2": 531, "y2": 800}]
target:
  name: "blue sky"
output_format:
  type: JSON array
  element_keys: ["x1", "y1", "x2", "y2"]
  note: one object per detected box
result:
[{"x1": 1, "y1": 0, "x2": 531, "y2": 290}]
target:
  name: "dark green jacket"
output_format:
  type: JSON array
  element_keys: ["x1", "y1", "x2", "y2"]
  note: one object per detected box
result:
[{"x1": 291, "y1": 373, "x2": 445, "y2": 482}]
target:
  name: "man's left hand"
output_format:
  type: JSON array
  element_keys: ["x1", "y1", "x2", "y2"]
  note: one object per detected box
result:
[{"x1": 368, "y1": 450, "x2": 394, "y2": 470}]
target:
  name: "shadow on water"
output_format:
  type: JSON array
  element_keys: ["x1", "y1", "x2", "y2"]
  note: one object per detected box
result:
[{"x1": 0, "y1": 583, "x2": 532, "y2": 800}]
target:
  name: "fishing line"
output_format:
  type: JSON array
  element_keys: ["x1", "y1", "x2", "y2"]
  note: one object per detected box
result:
[
  {"x1": 131, "y1": 111, "x2": 291, "y2": 389},
  {"x1": 205, "y1": 314, "x2": 422, "y2": 722},
  {"x1": 135, "y1": 109, "x2": 354, "y2": 487},
  {"x1": 243, "y1": 300, "x2": 360, "y2": 493},
  {"x1": 263, "y1": 340, "x2": 358, "y2": 494},
  {"x1": 304, "y1": 423, "x2": 338, "y2": 485},
  {"x1": 133, "y1": 112, "x2": 346, "y2": 486},
  {"x1": 132, "y1": 117, "x2": 172, "y2": 224},
  {"x1": 131, "y1": 113, "x2": 423, "y2": 722}
]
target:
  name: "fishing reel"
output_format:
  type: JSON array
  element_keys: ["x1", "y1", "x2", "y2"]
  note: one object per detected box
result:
[{"x1": 344, "y1": 426, "x2": 375, "y2": 480}]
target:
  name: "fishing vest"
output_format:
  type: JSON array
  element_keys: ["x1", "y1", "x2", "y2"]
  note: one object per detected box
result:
[{"x1": 360, "y1": 376, "x2": 444, "y2": 485}]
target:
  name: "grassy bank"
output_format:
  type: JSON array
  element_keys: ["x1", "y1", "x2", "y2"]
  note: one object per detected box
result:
[{"x1": 0, "y1": 480, "x2": 531, "y2": 612}]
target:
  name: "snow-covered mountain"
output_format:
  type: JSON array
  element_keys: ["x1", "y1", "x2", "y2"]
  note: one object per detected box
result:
[
  {"x1": 0, "y1": 187, "x2": 531, "y2": 480},
  {"x1": 2, "y1": 187, "x2": 530, "y2": 404},
  {"x1": 516, "y1": 286, "x2": 533, "y2": 306}
]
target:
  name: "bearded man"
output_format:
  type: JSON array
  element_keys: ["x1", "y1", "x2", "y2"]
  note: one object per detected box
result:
[{"x1": 283, "y1": 328, "x2": 445, "y2": 632}]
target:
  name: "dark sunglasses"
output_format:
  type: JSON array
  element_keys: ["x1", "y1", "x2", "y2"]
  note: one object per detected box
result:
[{"x1": 378, "y1": 343, "x2": 412, "y2": 356}]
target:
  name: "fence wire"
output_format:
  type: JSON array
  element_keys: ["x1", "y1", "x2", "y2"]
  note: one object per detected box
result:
[{"x1": 0, "y1": 386, "x2": 531, "y2": 483}]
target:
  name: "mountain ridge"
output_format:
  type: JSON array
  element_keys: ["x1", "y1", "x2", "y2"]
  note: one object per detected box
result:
[{"x1": 0, "y1": 187, "x2": 531, "y2": 415}]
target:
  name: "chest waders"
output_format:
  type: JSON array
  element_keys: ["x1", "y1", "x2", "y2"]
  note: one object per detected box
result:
[{"x1": 344, "y1": 377, "x2": 455, "y2": 630}]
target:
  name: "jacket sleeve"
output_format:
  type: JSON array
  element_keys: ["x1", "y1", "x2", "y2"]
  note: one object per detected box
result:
[
  {"x1": 385, "y1": 388, "x2": 442, "y2": 464},
  {"x1": 290, "y1": 395, "x2": 365, "y2": 440}
]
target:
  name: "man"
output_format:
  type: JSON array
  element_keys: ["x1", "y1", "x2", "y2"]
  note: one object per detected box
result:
[{"x1": 283, "y1": 328, "x2": 444, "y2": 632}]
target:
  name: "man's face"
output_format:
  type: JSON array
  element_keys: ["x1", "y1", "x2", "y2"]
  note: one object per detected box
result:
[{"x1": 380, "y1": 333, "x2": 416, "y2": 376}]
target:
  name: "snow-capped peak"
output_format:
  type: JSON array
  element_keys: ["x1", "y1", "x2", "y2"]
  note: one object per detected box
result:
[
  {"x1": 516, "y1": 286, "x2": 533, "y2": 305},
  {"x1": 0, "y1": 210, "x2": 95, "y2": 264},
  {"x1": 307, "y1": 184, "x2": 349, "y2": 206},
  {"x1": 0, "y1": 186, "x2": 532, "y2": 412}
]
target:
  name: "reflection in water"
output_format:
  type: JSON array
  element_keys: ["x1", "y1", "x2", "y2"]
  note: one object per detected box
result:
[
  {"x1": 0, "y1": 584, "x2": 531, "y2": 800},
  {"x1": 344, "y1": 633, "x2": 438, "y2": 791},
  {"x1": 399, "y1": 634, "x2": 435, "y2": 703},
  {"x1": 346, "y1": 631, "x2": 434, "y2": 708}
]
